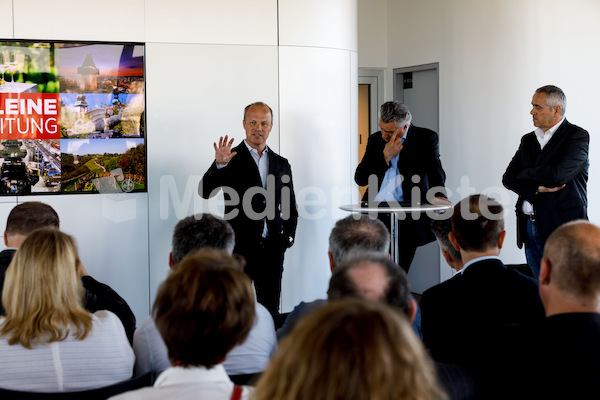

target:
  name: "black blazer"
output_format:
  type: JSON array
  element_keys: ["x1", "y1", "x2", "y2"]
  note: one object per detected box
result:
[
  {"x1": 354, "y1": 126, "x2": 447, "y2": 246},
  {"x1": 520, "y1": 313, "x2": 600, "y2": 399},
  {"x1": 420, "y1": 258, "x2": 545, "y2": 365},
  {"x1": 199, "y1": 142, "x2": 298, "y2": 252},
  {"x1": 355, "y1": 125, "x2": 447, "y2": 203},
  {"x1": 503, "y1": 119, "x2": 589, "y2": 248}
]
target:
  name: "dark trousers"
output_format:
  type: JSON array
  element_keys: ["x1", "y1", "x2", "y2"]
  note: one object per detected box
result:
[{"x1": 237, "y1": 238, "x2": 286, "y2": 314}]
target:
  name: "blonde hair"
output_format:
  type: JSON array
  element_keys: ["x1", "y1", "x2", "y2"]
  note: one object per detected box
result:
[
  {"x1": 254, "y1": 298, "x2": 447, "y2": 400},
  {"x1": 1, "y1": 229, "x2": 92, "y2": 348}
]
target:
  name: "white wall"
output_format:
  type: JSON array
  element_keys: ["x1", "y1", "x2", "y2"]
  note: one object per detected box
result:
[
  {"x1": 357, "y1": 0, "x2": 387, "y2": 70},
  {"x1": 1, "y1": 0, "x2": 358, "y2": 320},
  {"x1": 359, "y1": 0, "x2": 600, "y2": 267}
]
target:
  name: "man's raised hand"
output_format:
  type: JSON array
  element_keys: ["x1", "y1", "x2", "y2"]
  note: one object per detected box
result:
[
  {"x1": 214, "y1": 135, "x2": 237, "y2": 166},
  {"x1": 383, "y1": 131, "x2": 404, "y2": 163}
]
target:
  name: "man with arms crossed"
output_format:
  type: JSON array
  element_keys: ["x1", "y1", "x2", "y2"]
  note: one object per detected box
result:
[{"x1": 503, "y1": 85, "x2": 589, "y2": 278}]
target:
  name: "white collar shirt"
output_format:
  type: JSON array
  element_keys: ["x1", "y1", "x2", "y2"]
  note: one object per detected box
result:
[
  {"x1": 522, "y1": 117, "x2": 565, "y2": 215},
  {"x1": 244, "y1": 140, "x2": 269, "y2": 237},
  {"x1": 460, "y1": 255, "x2": 501, "y2": 274},
  {"x1": 109, "y1": 365, "x2": 253, "y2": 400}
]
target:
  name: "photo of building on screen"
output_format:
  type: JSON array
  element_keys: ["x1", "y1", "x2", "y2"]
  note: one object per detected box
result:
[
  {"x1": 60, "y1": 93, "x2": 144, "y2": 139},
  {"x1": 57, "y1": 43, "x2": 144, "y2": 139}
]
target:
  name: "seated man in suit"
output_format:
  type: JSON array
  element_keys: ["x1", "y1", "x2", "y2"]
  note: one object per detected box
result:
[
  {"x1": 520, "y1": 220, "x2": 600, "y2": 399},
  {"x1": 112, "y1": 250, "x2": 256, "y2": 400},
  {"x1": 133, "y1": 213, "x2": 276, "y2": 381},
  {"x1": 329, "y1": 252, "x2": 474, "y2": 400},
  {"x1": 276, "y1": 214, "x2": 423, "y2": 340},
  {"x1": 0, "y1": 201, "x2": 136, "y2": 342},
  {"x1": 327, "y1": 251, "x2": 416, "y2": 320},
  {"x1": 419, "y1": 194, "x2": 545, "y2": 397}
]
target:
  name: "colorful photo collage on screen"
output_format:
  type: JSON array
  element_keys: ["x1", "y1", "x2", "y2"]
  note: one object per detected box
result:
[{"x1": 0, "y1": 41, "x2": 146, "y2": 195}]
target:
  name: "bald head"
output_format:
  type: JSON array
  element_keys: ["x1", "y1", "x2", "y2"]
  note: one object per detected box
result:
[
  {"x1": 327, "y1": 252, "x2": 411, "y2": 317},
  {"x1": 543, "y1": 220, "x2": 600, "y2": 302},
  {"x1": 346, "y1": 262, "x2": 389, "y2": 302}
]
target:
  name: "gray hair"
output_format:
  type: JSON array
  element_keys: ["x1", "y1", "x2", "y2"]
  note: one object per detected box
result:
[
  {"x1": 329, "y1": 215, "x2": 390, "y2": 264},
  {"x1": 171, "y1": 213, "x2": 235, "y2": 265},
  {"x1": 535, "y1": 85, "x2": 566, "y2": 116},
  {"x1": 380, "y1": 101, "x2": 412, "y2": 129},
  {"x1": 327, "y1": 251, "x2": 411, "y2": 316},
  {"x1": 431, "y1": 218, "x2": 461, "y2": 261}
]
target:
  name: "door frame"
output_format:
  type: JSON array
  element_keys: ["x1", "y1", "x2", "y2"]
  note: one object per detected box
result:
[
  {"x1": 393, "y1": 62, "x2": 439, "y2": 108},
  {"x1": 358, "y1": 68, "x2": 385, "y2": 132}
]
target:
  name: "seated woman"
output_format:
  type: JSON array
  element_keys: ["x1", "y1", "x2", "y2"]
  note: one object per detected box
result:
[
  {"x1": 254, "y1": 298, "x2": 448, "y2": 400},
  {"x1": 0, "y1": 228, "x2": 134, "y2": 392}
]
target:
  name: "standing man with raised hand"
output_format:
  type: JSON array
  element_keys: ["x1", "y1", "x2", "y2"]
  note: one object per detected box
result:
[
  {"x1": 355, "y1": 101, "x2": 449, "y2": 272},
  {"x1": 503, "y1": 85, "x2": 589, "y2": 278},
  {"x1": 199, "y1": 102, "x2": 298, "y2": 314}
]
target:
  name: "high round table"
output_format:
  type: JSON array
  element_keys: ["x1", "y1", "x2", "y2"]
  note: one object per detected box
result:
[{"x1": 339, "y1": 202, "x2": 452, "y2": 265}]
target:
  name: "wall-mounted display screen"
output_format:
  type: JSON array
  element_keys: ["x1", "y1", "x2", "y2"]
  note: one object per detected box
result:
[{"x1": 0, "y1": 40, "x2": 145, "y2": 195}]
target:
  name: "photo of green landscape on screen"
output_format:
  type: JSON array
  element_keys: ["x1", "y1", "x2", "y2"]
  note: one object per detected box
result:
[
  {"x1": 61, "y1": 139, "x2": 145, "y2": 193},
  {"x1": 0, "y1": 40, "x2": 146, "y2": 195}
]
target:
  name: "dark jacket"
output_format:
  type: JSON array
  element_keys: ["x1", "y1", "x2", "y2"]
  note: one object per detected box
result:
[
  {"x1": 503, "y1": 119, "x2": 589, "y2": 248},
  {"x1": 199, "y1": 142, "x2": 298, "y2": 253},
  {"x1": 420, "y1": 258, "x2": 545, "y2": 398},
  {"x1": 354, "y1": 126, "x2": 447, "y2": 246}
]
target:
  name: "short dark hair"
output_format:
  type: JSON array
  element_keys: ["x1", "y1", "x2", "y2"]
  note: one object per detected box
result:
[
  {"x1": 380, "y1": 101, "x2": 412, "y2": 128},
  {"x1": 328, "y1": 215, "x2": 390, "y2": 263},
  {"x1": 431, "y1": 218, "x2": 461, "y2": 261},
  {"x1": 171, "y1": 213, "x2": 235, "y2": 265},
  {"x1": 327, "y1": 252, "x2": 411, "y2": 316},
  {"x1": 5, "y1": 202, "x2": 59, "y2": 237},
  {"x1": 244, "y1": 101, "x2": 273, "y2": 121},
  {"x1": 153, "y1": 249, "x2": 255, "y2": 368},
  {"x1": 451, "y1": 195, "x2": 504, "y2": 252},
  {"x1": 535, "y1": 85, "x2": 566, "y2": 116}
]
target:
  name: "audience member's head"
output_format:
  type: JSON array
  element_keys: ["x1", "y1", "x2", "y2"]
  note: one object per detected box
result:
[
  {"x1": 1, "y1": 228, "x2": 91, "y2": 348},
  {"x1": 170, "y1": 213, "x2": 235, "y2": 267},
  {"x1": 431, "y1": 217, "x2": 463, "y2": 271},
  {"x1": 328, "y1": 214, "x2": 389, "y2": 269},
  {"x1": 255, "y1": 298, "x2": 447, "y2": 400},
  {"x1": 153, "y1": 248, "x2": 255, "y2": 368},
  {"x1": 327, "y1": 251, "x2": 413, "y2": 319},
  {"x1": 450, "y1": 194, "x2": 505, "y2": 254},
  {"x1": 540, "y1": 220, "x2": 600, "y2": 315},
  {"x1": 4, "y1": 202, "x2": 60, "y2": 248}
]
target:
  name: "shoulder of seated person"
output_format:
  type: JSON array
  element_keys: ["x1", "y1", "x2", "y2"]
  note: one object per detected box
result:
[{"x1": 92, "y1": 309, "x2": 119, "y2": 322}]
